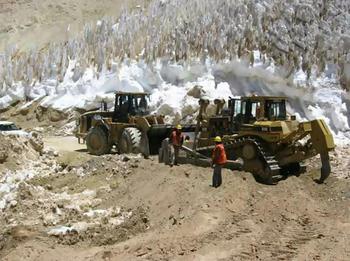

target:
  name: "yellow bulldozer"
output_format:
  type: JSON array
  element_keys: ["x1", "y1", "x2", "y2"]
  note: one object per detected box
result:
[{"x1": 160, "y1": 95, "x2": 335, "y2": 184}]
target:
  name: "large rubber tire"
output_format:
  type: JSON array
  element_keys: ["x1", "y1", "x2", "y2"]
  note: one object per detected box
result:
[
  {"x1": 119, "y1": 127, "x2": 150, "y2": 157},
  {"x1": 86, "y1": 127, "x2": 111, "y2": 155}
]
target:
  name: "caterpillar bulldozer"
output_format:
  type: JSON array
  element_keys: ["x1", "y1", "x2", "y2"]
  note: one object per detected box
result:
[
  {"x1": 76, "y1": 92, "x2": 195, "y2": 157},
  {"x1": 161, "y1": 95, "x2": 335, "y2": 184}
]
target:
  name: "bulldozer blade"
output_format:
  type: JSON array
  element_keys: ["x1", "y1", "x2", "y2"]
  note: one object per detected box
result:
[{"x1": 319, "y1": 152, "x2": 331, "y2": 183}]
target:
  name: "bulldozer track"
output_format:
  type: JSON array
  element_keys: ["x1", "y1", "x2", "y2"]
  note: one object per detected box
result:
[
  {"x1": 196, "y1": 136, "x2": 281, "y2": 180},
  {"x1": 227, "y1": 137, "x2": 281, "y2": 178}
]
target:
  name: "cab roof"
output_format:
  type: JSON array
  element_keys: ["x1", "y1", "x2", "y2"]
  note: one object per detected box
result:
[
  {"x1": 115, "y1": 91, "x2": 150, "y2": 97},
  {"x1": 241, "y1": 96, "x2": 288, "y2": 101}
]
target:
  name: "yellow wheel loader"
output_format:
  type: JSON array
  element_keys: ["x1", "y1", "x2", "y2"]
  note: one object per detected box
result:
[{"x1": 75, "y1": 92, "x2": 195, "y2": 157}]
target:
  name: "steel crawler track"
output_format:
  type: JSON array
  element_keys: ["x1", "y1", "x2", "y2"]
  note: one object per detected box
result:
[{"x1": 196, "y1": 136, "x2": 281, "y2": 180}]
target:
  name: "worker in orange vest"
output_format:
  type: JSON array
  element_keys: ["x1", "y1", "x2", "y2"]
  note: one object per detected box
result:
[
  {"x1": 211, "y1": 136, "x2": 227, "y2": 188},
  {"x1": 169, "y1": 124, "x2": 184, "y2": 166}
]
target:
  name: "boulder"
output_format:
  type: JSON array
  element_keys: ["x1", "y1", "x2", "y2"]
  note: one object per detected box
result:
[
  {"x1": 29, "y1": 132, "x2": 44, "y2": 153},
  {"x1": 0, "y1": 150, "x2": 8, "y2": 163},
  {"x1": 187, "y1": 85, "x2": 206, "y2": 99}
]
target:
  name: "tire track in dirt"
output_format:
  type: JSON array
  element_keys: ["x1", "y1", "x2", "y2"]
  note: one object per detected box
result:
[{"x1": 256, "y1": 214, "x2": 319, "y2": 260}]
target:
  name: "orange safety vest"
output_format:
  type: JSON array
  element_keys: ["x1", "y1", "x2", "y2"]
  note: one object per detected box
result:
[
  {"x1": 212, "y1": 143, "x2": 227, "y2": 165},
  {"x1": 170, "y1": 130, "x2": 184, "y2": 146}
]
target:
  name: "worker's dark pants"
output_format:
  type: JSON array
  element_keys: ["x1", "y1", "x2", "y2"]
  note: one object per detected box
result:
[
  {"x1": 212, "y1": 164, "x2": 223, "y2": 188},
  {"x1": 170, "y1": 145, "x2": 180, "y2": 165}
]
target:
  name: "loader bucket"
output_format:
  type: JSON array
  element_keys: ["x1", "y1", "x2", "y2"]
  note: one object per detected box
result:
[
  {"x1": 147, "y1": 124, "x2": 197, "y2": 154},
  {"x1": 310, "y1": 119, "x2": 335, "y2": 182},
  {"x1": 148, "y1": 125, "x2": 174, "y2": 154}
]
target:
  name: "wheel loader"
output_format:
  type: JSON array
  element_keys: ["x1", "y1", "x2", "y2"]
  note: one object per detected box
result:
[
  {"x1": 160, "y1": 96, "x2": 335, "y2": 184},
  {"x1": 76, "y1": 92, "x2": 195, "y2": 157}
]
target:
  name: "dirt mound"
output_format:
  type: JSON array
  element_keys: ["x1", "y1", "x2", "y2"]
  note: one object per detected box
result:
[
  {"x1": 0, "y1": 148, "x2": 147, "y2": 257},
  {"x1": 330, "y1": 147, "x2": 350, "y2": 179},
  {"x1": 0, "y1": 133, "x2": 43, "y2": 171},
  {"x1": 307, "y1": 147, "x2": 350, "y2": 180},
  {"x1": 50, "y1": 206, "x2": 149, "y2": 246},
  {"x1": 0, "y1": 101, "x2": 80, "y2": 138}
]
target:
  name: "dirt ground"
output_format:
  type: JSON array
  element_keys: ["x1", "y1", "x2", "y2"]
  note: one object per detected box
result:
[{"x1": 0, "y1": 135, "x2": 349, "y2": 261}]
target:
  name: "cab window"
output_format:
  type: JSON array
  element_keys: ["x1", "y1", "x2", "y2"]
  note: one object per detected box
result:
[
  {"x1": 265, "y1": 100, "x2": 286, "y2": 120},
  {"x1": 250, "y1": 102, "x2": 261, "y2": 118}
]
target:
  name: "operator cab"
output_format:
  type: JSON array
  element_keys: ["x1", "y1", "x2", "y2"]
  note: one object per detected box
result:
[
  {"x1": 228, "y1": 96, "x2": 288, "y2": 130},
  {"x1": 113, "y1": 92, "x2": 150, "y2": 122}
]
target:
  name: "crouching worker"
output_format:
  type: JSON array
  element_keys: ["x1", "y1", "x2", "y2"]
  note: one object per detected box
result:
[
  {"x1": 211, "y1": 136, "x2": 227, "y2": 188},
  {"x1": 169, "y1": 125, "x2": 184, "y2": 166}
]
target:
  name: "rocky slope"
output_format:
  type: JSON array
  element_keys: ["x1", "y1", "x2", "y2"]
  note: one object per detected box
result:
[{"x1": 0, "y1": 0, "x2": 139, "y2": 52}]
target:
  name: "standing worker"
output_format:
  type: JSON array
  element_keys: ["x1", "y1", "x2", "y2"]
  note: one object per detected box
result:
[
  {"x1": 211, "y1": 136, "x2": 227, "y2": 188},
  {"x1": 169, "y1": 125, "x2": 184, "y2": 166}
]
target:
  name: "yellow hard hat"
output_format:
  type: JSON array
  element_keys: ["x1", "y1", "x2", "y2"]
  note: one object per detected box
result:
[
  {"x1": 214, "y1": 136, "x2": 222, "y2": 142},
  {"x1": 176, "y1": 124, "x2": 182, "y2": 130}
]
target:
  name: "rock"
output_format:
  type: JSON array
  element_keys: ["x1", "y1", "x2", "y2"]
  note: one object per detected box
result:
[
  {"x1": 11, "y1": 227, "x2": 34, "y2": 241},
  {"x1": 157, "y1": 104, "x2": 175, "y2": 116},
  {"x1": 122, "y1": 156, "x2": 131, "y2": 162},
  {"x1": 136, "y1": 251, "x2": 148, "y2": 257},
  {"x1": 33, "y1": 127, "x2": 44, "y2": 133},
  {"x1": 181, "y1": 104, "x2": 197, "y2": 118},
  {"x1": 187, "y1": 85, "x2": 206, "y2": 98},
  {"x1": 12, "y1": 144, "x2": 23, "y2": 153},
  {"x1": 169, "y1": 215, "x2": 177, "y2": 225},
  {"x1": 49, "y1": 109, "x2": 68, "y2": 122},
  {"x1": 46, "y1": 160, "x2": 55, "y2": 167},
  {"x1": 29, "y1": 132, "x2": 44, "y2": 153},
  {"x1": 18, "y1": 183, "x2": 33, "y2": 200},
  {"x1": 43, "y1": 148, "x2": 59, "y2": 157},
  {"x1": 35, "y1": 106, "x2": 68, "y2": 122},
  {"x1": 19, "y1": 106, "x2": 30, "y2": 116},
  {"x1": 0, "y1": 150, "x2": 8, "y2": 163},
  {"x1": 9, "y1": 200, "x2": 17, "y2": 208},
  {"x1": 142, "y1": 216, "x2": 149, "y2": 223}
]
